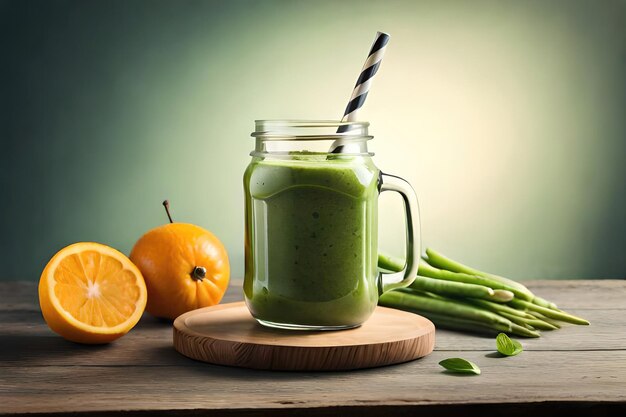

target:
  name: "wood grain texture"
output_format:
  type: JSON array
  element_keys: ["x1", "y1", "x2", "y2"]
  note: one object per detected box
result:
[
  {"x1": 2, "y1": 351, "x2": 625, "y2": 414},
  {"x1": 1, "y1": 280, "x2": 625, "y2": 416},
  {"x1": 173, "y1": 302, "x2": 435, "y2": 370}
]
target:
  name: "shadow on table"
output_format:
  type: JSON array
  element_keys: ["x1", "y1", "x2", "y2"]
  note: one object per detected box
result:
[
  {"x1": 1, "y1": 311, "x2": 429, "y2": 381},
  {"x1": 0, "y1": 332, "x2": 114, "y2": 363},
  {"x1": 156, "y1": 343, "x2": 430, "y2": 382}
]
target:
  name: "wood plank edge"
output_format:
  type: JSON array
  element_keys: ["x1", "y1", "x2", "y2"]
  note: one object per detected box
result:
[{"x1": 2, "y1": 401, "x2": 626, "y2": 417}]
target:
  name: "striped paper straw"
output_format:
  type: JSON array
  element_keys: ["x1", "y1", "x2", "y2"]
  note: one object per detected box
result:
[{"x1": 334, "y1": 31, "x2": 390, "y2": 141}]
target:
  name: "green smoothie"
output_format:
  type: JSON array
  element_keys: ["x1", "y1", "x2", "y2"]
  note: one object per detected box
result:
[{"x1": 243, "y1": 153, "x2": 380, "y2": 328}]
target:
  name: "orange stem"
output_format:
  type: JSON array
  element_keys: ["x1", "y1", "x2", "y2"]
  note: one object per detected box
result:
[{"x1": 162, "y1": 200, "x2": 174, "y2": 223}]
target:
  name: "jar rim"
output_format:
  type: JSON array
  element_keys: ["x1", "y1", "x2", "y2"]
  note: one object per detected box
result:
[
  {"x1": 252, "y1": 120, "x2": 372, "y2": 140},
  {"x1": 254, "y1": 119, "x2": 370, "y2": 128}
]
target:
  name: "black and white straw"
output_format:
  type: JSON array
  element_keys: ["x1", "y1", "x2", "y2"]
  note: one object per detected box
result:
[{"x1": 330, "y1": 31, "x2": 390, "y2": 153}]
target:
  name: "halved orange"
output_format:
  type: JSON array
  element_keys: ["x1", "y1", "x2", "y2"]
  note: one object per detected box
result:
[{"x1": 39, "y1": 242, "x2": 147, "y2": 344}]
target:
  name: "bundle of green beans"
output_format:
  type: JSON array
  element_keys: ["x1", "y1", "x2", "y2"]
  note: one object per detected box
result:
[{"x1": 378, "y1": 249, "x2": 589, "y2": 337}]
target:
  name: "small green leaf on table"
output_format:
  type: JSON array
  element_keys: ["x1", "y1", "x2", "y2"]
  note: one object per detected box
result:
[
  {"x1": 438, "y1": 358, "x2": 481, "y2": 375},
  {"x1": 496, "y1": 333, "x2": 523, "y2": 356}
]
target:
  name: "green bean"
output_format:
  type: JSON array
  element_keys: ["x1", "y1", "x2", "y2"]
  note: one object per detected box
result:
[
  {"x1": 423, "y1": 307, "x2": 539, "y2": 338},
  {"x1": 379, "y1": 253, "x2": 514, "y2": 302},
  {"x1": 509, "y1": 323, "x2": 541, "y2": 338},
  {"x1": 378, "y1": 254, "x2": 502, "y2": 302},
  {"x1": 532, "y1": 295, "x2": 559, "y2": 310},
  {"x1": 509, "y1": 298, "x2": 589, "y2": 325},
  {"x1": 524, "y1": 317, "x2": 559, "y2": 331},
  {"x1": 498, "y1": 311, "x2": 535, "y2": 329},
  {"x1": 417, "y1": 312, "x2": 512, "y2": 335},
  {"x1": 419, "y1": 258, "x2": 534, "y2": 302},
  {"x1": 424, "y1": 248, "x2": 535, "y2": 301},
  {"x1": 378, "y1": 250, "x2": 582, "y2": 337},
  {"x1": 468, "y1": 298, "x2": 529, "y2": 318},
  {"x1": 467, "y1": 298, "x2": 550, "y2": 332},
  {"x1": 527, "y1": 312, "x2": 561, "y2": 329},
  {"x1": 380, "y1": 289, "x2": 513, "y2": 327},
  {"x1": 417, "y1": 261, "x2": 501, "y2": 288},
  {"x1": 378, "y1": 252, "x2": 405, "y2": 272},
  {"x1": 380, "y1": 253, "x2": 504, "y2": 295},
  {"x1": 499, "y1": 311, "x2": 558, "y2": 331},
  {"x1": 409, "y1": 276, "x2": 495, "y2": 299}
]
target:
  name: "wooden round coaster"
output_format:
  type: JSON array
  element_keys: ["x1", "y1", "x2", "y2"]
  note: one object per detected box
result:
[{"x1": 173, "y1": 302, "x2": 435, "y2": 371}]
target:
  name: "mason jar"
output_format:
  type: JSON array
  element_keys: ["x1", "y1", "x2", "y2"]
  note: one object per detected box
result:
[{"x1": 243, "y1": 120, "x2": 420, "y2": 330}]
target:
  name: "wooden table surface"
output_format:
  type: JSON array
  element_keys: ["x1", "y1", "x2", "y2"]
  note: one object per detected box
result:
[{"x1": 1, "y1": 280, "x2": 625, "y2": 416}]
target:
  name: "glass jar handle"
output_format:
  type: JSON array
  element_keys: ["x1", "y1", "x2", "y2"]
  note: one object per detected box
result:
[{"x1": 378, "y1": 172, "x2": 421, "y2": 294}]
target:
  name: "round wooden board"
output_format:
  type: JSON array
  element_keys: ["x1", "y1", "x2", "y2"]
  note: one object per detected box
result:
[{"x1": 173, "y1": 302, "x2": 435, "y2": 371}]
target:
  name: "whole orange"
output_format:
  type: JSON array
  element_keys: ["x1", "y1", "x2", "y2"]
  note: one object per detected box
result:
[{"x1": 129, "y1": 201, "x2": 230, "y2": 319}]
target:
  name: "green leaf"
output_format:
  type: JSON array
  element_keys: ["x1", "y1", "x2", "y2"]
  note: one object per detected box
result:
[
  {"x1": 438, "y1": 358, "x2": 481, "y2": 375},
  {"x1": 496, "y1": 333, "x2": 523, "y2": 356}
]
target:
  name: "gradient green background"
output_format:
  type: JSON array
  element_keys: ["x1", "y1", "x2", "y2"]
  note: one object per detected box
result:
[{"x1": 2, "y1": 0, "x2": 625, "y2": 281}]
